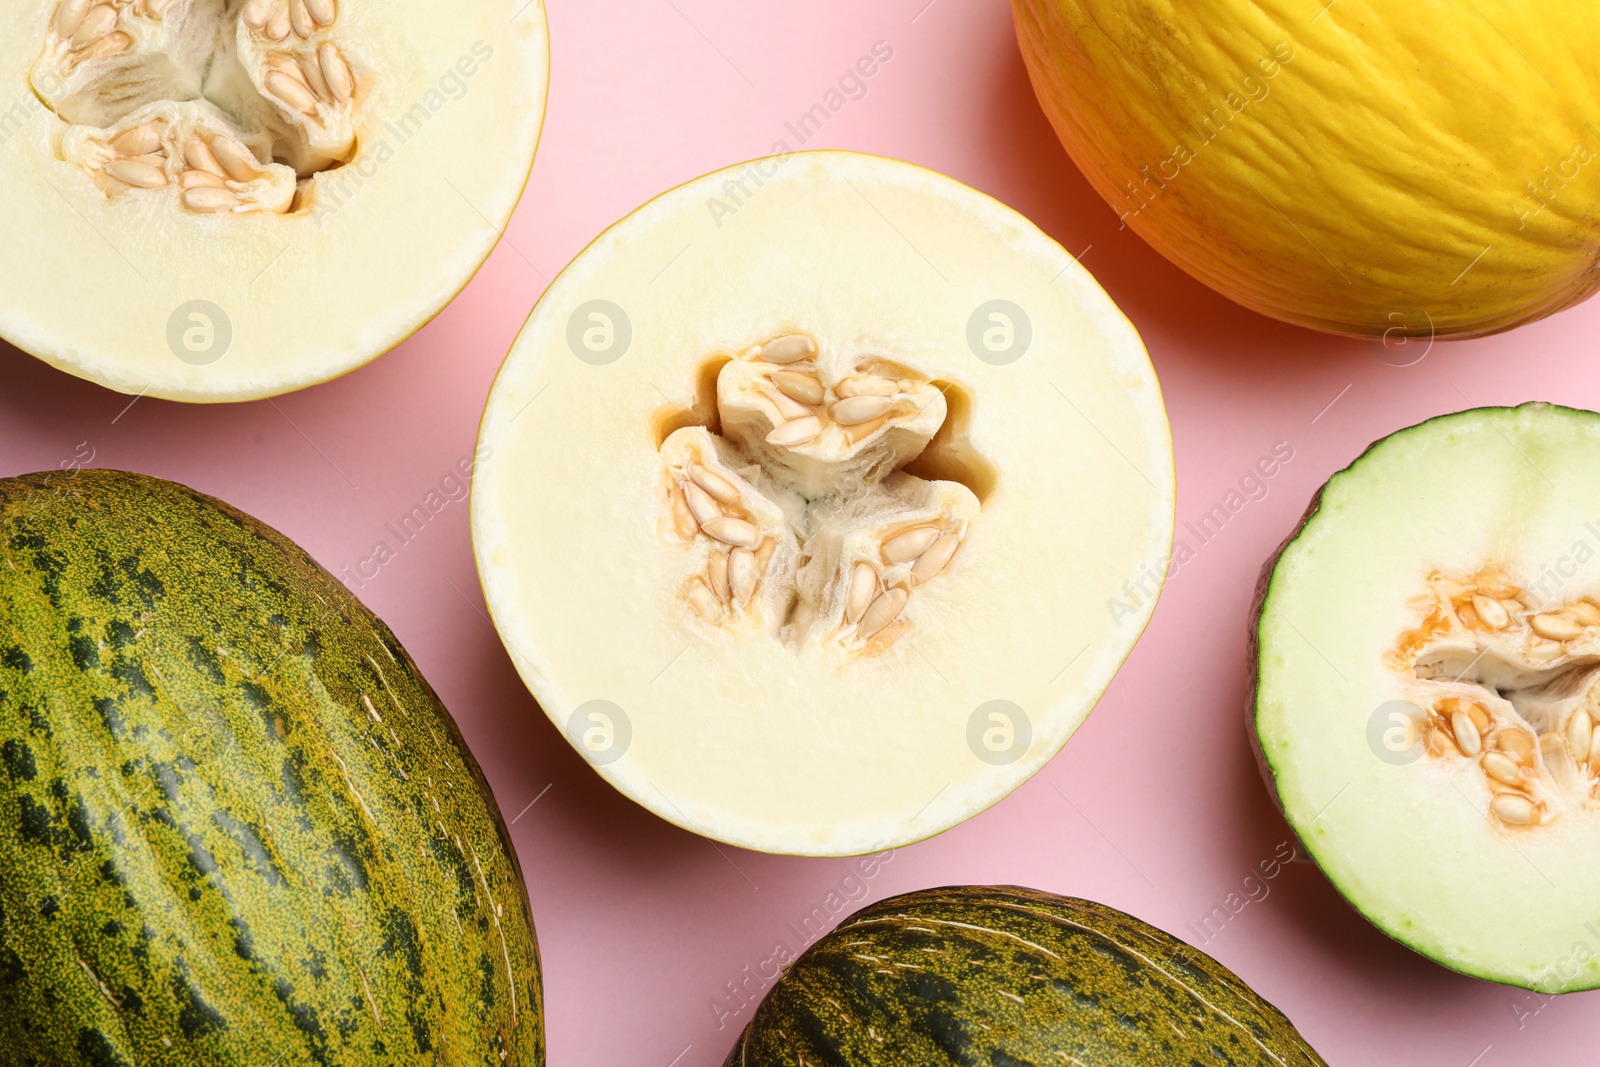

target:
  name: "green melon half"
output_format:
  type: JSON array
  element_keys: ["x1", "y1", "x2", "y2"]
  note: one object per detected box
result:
[
  {"x1": 725, "y1": 885, "x2": 1325, "y2": 1065},
  {"x1": 0, "y1": 469, "x2": 543, "y2": 1064},
  {"x1": 1255, "y1": 404, "x2": 1600, "y2": 991}
]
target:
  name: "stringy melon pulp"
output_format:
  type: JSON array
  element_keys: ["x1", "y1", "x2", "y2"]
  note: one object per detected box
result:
[
  {"x1": 473, "y1": 151, "x2": 1175, "y2": 856},
  {"x1": 0, "y1": 0, "x2": 548, "y2": 401},
  {"x1": 1256, "y1": 405, "x2": 1600, "y2": 991}
]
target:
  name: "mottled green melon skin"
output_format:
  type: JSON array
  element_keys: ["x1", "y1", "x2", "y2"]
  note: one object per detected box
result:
[
  {"x1": 725, "y1": 886, "x2": 1323, "y2": 1067},
  {"x1": 0, "y1": 470, "x2": 543, "y2": 1066}
]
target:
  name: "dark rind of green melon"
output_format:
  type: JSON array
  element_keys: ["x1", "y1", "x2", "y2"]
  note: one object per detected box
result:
[
  {"x1": 723, "y1": 885, "x2": 1324, "y2": 1066},
  {"x1": 0, "y1": 470, "x2": 543, "y2": 1065}
]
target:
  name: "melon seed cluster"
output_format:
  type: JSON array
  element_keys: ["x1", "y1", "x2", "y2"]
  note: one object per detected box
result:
[
  {"x1": 1393, "y1": 569, "x2": 1600, "y2": 829},
  {"x1": 659, "y1": 333, "x2": 977, "y2": 656},
  {"x1": 38, "y1": 0, "x2": 362, "y2": 215}
]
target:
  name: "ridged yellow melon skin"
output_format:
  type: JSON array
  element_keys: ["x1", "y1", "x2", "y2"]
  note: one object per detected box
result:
[{"x1": 1012, "y1": 0, "x2": 1600, "y2": 338}]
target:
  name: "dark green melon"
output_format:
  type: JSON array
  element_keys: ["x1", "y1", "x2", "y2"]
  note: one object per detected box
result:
[
  {"x1": 0, "y1": 470, "x2": 543, "y2": 1066},
  {"x1": 724, "y1": 885, "x2": 1323, "y2": 1066}
]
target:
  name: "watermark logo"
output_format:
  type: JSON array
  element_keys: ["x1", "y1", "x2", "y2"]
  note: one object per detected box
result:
[
  {"x1": 567, "y1": 300, "x2": 632, "y2": 366},
  {"x1": 967, "y1": 300, "x2": 1032, "y2": 366},
  {"x1": 166, "y1": 300, "x2": 232, "y2": 366},
  {"x1": 566, "y1": 699, "x2": 631, "y2": 765},
  {"x1": 967, "y1": 700, "x2": 1031, "y2": 765},
  {"x1": 1367, "y1": 304, "x2": 1434, "y2": 367},
  {"x1": 1366, "y1": 699, "x2": 1429, "y2": 765}
]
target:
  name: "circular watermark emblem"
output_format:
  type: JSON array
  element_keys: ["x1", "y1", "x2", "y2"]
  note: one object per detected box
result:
[
  {"x1": 1366, "y1": 699, "x2": 1429, "y2": 766},
  {"x1": 967, "y1": 700, "x2": 1032, "y2": 765},
  {"x1": 567, "y1": 300, "x2": 632, "y2": 366},
  {"x1": 966, "y1": 300, "x2": 1032, "y2": 366},
  {"x1": 1367, "y1": 304, "x2": 1434, "y2": 367},
  {"x1": 565, "y1": 700, "x2": 632, "y2": 766},
  {"x1": 166, "y1": 300, "x2": 232, "y2": 366}
]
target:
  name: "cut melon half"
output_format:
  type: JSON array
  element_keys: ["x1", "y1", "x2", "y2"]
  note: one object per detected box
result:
[
  {"x1": 473, "y1": 151, "x2": 1175, "y2": 856},
  {"x1": 0, "y1": 0, "x2": 549, "y2": 401},
  {"x1": 1255, "y1": 404, "x2": 1600, "y2": 990}
]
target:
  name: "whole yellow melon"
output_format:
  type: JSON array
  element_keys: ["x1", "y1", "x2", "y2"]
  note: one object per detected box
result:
[{"x1": 1012, "y1": 0, "x2": 1600, "y2": 338}]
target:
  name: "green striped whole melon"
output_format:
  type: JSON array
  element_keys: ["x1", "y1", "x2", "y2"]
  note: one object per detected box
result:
[
  {"x1": 724, "y1": 885, "x2": 1323, "y2": 1066},
  {"x1": 0, "y1": 469, "x2": 542, "y2": 1065}
]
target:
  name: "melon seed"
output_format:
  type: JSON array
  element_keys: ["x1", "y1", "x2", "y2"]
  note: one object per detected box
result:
[
  {"x1": 1567, "y1": 710, "x2": 1594, "y2": 762},
  {"x1": 1531, "y1": 613, "x2": 1583, "y2": 641},
  {"x1": 706, "y1": 552, "x2": 730, "y2": 602},
  {"x1": 1450, "y1": 710, "x2": 1482, "y2": 756},
  {"x1": 831, "y1": 395, "x2": 895, "y2": 426},
  {"x1": 242, "y1": 0, "x2": 273, "y2": 27},
  {"x1": 298, "y1": 53, "x2": 334, "y2": 102},
  {"x1": 111, "y1": 123, "x2": 161, "y2": 157},
  {"x1": 1571, "y1": 600, "x2": 1600, "y2": 626},
  {"x1": 836, "y1": 375, "x2": 898, "y2": 398},
  {"x1": 320, "y1": 43, "x2": 355, "y2": 102},
  {"x1": 105, "y1": 159, "x2": 167, "y2": 189},
  {"x1": 759, "y1": 334, "x2": 816, "y2": 364},
  {"x1": 772, "y1": 371, "x2": 824, "y2": 406},
  {"x1": 71, "y1": 4, "x2": 117, "y2": 49},
  {"x1": 1490, "y1": 794, "x2": 1538, "y2": 827},
  {"x1": 180, "y1": 170, "x2": 226, "y2": 190},
  {"x1": 681, "y1": 481, "x2": 721, "y2": 527},
  {"x1": 844, "y1": 563, "x2": 878, "y2": 625},
  {"x1": 289, "y1": 0, "x2": 314, "y2": 38},
  {"x1": 689, "y1": 465, "x2": 740, "y2": 505},
  {"x1": 265, "y1": 9, "x2": 291, "y2": 40},
  {"x1": 210, "y1": 138, "x2": 260, "y2": 182},
  {"x1": 911, "y1": 533, "x2": 959, "y2": 584},
  {"x1": 858, "y1": 588, "x2": 908, "y2": 640},
  {"x1": 1495, "y1": 730, "x2": 1535, "y2": 763},
  {"x1": 881, "y1": 526, "x2": 940, "y2": 565},
  {"x1": 183, "y1": 186, "x2": 238, "y2": 213},
  {"x1": 1482, "y1": 751, "x2": 1522, "y2": 788},
  {"x1": 729, "y1": 548, "x2": 758, "y2": 606},
  {"x1": 268, "y1": 70, "x2": 320, "y2": 115},
  {"x1": 766, "y1": 416, "x2": 821, "y2": 448},
  {"x1": 768, "y1": 387, "x2": 813, "y2": 421},
  {"x1": 1528, "y1": 639, "x2": 1563, "y2": 662},
  {"x1": 184, "y1": 139, "x2": 226, "y2": 177},
  {"x1": 54, "y1": 0, "x2": 90, "y2": 37},
  {"x1": 306, "y1": 0, "x2": 337, "y2": 25},
  {"x1": 702, "y1": 517, "x2": 758, "y2": 549},
  {"x1": 1472, "y1": 595, "x2": 1509, "y2": 630},
  {"x1": 687, "y1": 579, "x2": 723, "y2": 622}
]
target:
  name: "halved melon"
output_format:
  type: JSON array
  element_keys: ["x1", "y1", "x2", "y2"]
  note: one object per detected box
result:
[
  {"x1": 1255, "y1": 404, "x2": 1600, "y2": 990},
  {"x1": 0, "y1": 0, "x2": 548, "y2": 401},
  {"x1": 473, "y1": 151, "x2": 1175, "y2": 856}
]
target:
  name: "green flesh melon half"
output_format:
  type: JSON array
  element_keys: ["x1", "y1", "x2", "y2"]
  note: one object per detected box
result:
[
  {"x1": 0, "y1": 469, "x2": 543, "y2": 1064},
  {"x1": 1254, "y1": 403, "x2": 1600, "y2": 991},
  {"x1": 724, "y1": 885, "x2": 1326, "y2": 1065}
]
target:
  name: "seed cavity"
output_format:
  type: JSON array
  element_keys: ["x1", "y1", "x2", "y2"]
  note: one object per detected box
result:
[
  {"x1": 38, "y1": 0, "x2": 365, "y2": 218},
  {"x1": 1393, "y1": 568, "x2": 1600, "y2": 831},
  {"x1": 660, "y1": 334, "x2": 981, "y2": 655}
]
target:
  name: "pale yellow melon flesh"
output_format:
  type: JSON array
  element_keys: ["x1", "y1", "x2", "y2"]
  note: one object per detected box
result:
[{"x1": 473, "y1": 151, "x2": 1175, "y2": 856}]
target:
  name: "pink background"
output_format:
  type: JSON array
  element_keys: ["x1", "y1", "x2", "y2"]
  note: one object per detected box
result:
[{"x1": 4, "y1": 1, "x2": 1597, "y2": 1062}]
